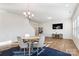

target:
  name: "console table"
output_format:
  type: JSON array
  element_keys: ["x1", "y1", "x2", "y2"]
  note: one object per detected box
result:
[{"x1": 52, "y1": 34, "x2": 63, "y2": 39}]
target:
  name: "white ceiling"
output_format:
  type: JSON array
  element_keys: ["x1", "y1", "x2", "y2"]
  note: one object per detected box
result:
[{"x1": 0, "y1": 3, "x2": 78, "y2": 23}]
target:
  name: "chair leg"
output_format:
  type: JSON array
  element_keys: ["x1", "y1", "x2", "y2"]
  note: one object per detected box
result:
[
  {"x1": 37, "y1": 47, "x2": 39, "y2": 56},
  {"x1": 24, "y1": 48, "x2": 25, "y2": 56},
  {"x1": 31, "y1": 44, "x2": 33, "y2": 52}
]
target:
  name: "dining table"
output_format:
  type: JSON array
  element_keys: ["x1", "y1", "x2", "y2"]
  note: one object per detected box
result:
[{"x1": 23, "y1": 36, "x2": 39, "y2": 56}]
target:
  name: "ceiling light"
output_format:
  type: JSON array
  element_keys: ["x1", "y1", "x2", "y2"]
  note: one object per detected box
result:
[
  {"x1": 23, "y1": 12, "x2": 26, "y2": 15},
  {"x1": 23, "y1": 12, "x2": 28, "y2": 17},
  {"x1": 32, "y1": 14, "x2": 34, "y2": 17},
  {"x1": 27, "y1": 11, "x2": 31, "y2": 15},
  {"x1": 48, "y1": 17, "x2": 52, "y2": 19},
  {"x1": 23, "y1": 10, "x2": 34, "y2": 20},
  {"x1": 29, "y1": 16, "x2": 31, "y2": 18}
]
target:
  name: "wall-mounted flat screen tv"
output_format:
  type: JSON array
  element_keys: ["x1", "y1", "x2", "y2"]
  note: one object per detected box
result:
[{"x1": 52, "y1": 23, "x2": 63, "y2": 29}]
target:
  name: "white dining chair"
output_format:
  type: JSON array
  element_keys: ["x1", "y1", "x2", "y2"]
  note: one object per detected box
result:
[
  {"x1": 17, "y1": 36, "x2": 28, "y2": 55},
  {"x1": 32, "y1": 34, "x2": 45, "y2": 55}
]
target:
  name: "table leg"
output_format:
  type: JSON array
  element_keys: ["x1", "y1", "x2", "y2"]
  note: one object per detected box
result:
[
  {"x1": 29, "y1": 42, "x2": 31, "y2": 56},
  {"x1": 24, "y1": 48, "x2": 25, "y2": 56}
]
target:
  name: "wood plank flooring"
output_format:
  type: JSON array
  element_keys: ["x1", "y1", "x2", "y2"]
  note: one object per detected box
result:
[
  {"x1": 0, "y1": 38, "x2": 79, "y2": 56},
  {"x1": 45, "y1": 38, "x2": 79, "y2": 56}
]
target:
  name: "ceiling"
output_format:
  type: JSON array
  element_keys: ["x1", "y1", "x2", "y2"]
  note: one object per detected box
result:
[{"x1": 0, "y1": 3, "x2": 78, "y2": 23}]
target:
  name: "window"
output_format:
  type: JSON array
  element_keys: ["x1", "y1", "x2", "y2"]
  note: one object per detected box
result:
[
  {"x1": 73, "y1": 16, "x2": 79, "y2": 39},
  {"x1": 76, "y1": 16, "x2": 79, "y2": 38}
]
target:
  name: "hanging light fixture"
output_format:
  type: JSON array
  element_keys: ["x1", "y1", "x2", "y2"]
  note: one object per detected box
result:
[
  {"x1": 23, "y1": 9, "x2": 34, "y2": 20},
  {"x1": 23, "y1": 3, "x2": 34, "y2": 22}
]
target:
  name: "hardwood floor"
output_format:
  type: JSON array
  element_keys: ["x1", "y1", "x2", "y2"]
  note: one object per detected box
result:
[
  {"x1": 45, "y1": 38, "x2": 79, "y2": 56},
  {"x1": 0, "y1": 37, "x2": 79, "y2": 56}
]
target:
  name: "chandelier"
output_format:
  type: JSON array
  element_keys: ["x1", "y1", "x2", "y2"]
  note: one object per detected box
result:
[{"x1": 23, "y1": 10, "x2": 34, "y2": 20}]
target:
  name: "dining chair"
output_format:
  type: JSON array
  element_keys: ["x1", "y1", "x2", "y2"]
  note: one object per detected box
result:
[
  {"x1": 32, "y1": 34, "x2": 45, "y2": 55},
  {"x1": 17, "y1": 36, "x2": 28, "y2": 55}
]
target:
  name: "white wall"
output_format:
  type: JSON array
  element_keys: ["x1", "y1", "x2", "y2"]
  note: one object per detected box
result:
[
  {"x1": 39, "y1": 18, "x2": 72, "y2": 39},
  {"x1": 72, "y1": 5, "x2": 79, "y2": 49},
  {"x1": 0, "y1": 10, "x2": 35, "y2": 42},
  {"x1": 30, "y1": 21, "x2": 39, "y2": 35},
  {"x1": 30, "y1": 21, "x2": 39, "y2": 29}
]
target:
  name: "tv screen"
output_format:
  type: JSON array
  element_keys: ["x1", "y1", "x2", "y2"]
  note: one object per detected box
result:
[{"x1": 52, "y1": 23, "x2": 63, "y2": 29}]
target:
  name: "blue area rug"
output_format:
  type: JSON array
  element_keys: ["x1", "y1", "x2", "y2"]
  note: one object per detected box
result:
[
  {"x1": 0, "y1": 47, "x2": 71, "y2": 56},
  {"x1": 35, "y1": 47, "x2": 71, "y2": 56}
]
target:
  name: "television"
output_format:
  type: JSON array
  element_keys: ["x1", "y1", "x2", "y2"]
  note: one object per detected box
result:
[{"x1": 52, "y1": 23, "x2": 63, "y2": 29}]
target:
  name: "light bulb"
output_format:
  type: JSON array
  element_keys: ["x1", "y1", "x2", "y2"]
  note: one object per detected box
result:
[
  {"x1": 23, "y1": 12, "x2": 26, "y2": 16},
  {"x1": 28, "y1": 11, "x2": 31, "y2": 15},
  {"x1": 32, "y1": 14, "x2": 34, "y2": 17}
]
